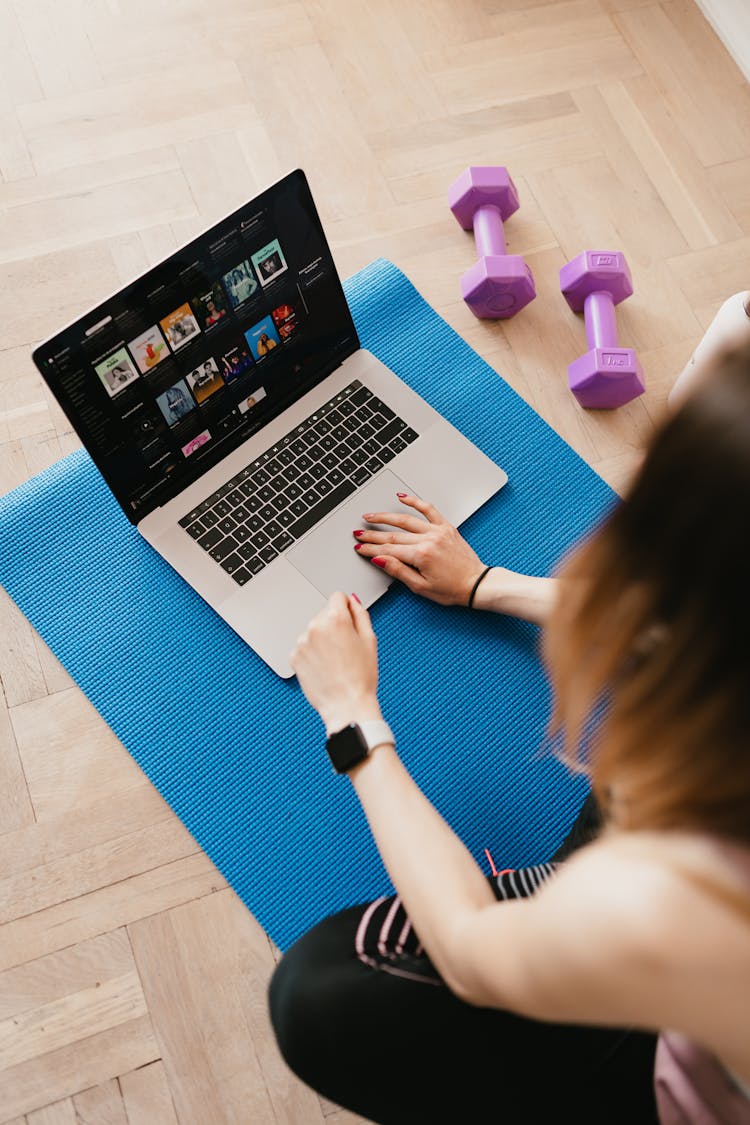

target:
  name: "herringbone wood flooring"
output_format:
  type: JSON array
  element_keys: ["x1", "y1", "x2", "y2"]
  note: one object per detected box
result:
[{"x1": 1, "y1": 1, "x2": 749, "y2": 1121}]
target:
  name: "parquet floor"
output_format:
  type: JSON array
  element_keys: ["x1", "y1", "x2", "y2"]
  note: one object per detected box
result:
[{"x1": 1, "y1": 1, "x2": 749, "y2": 1121}]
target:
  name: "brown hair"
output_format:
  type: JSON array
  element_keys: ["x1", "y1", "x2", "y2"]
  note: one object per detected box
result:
[{"x1": 544, "y1": 346, "x2": 750, "y2": 847}]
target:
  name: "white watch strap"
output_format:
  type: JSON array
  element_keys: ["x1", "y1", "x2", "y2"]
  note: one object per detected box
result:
[{"x1": 358, "y1": 720, "x2": 395, "y2": 752}]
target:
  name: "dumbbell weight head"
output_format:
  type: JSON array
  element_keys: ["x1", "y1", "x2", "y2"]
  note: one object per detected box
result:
[
  {"x1": 448, "y1": 166, "x2": 536, "y2": 319},
  {"x1": 560, "y1": 250, "x2": 645, "y2": 409}
]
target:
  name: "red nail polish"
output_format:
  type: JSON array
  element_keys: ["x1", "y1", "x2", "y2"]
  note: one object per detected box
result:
[
  {"x1": 354, "y1": 544, "x2": 362, "y2": 551},
  {"x1": 353, "y1": 529, "x2": 364, "y2": 537},
  {"x1": 351, "y1": 593, "x2": 361, "y2": 604},
  {"x1": 396, "y1": 492, "x2": 408, "y2": 498},
  {"x1": 372, "y1": 557, "x2": 387, "y2": 569}
]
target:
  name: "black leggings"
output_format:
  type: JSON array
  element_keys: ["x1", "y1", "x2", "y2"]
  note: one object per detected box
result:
[{"x1": 268, "y1": 795, "x2": 659, "y2": 1125}]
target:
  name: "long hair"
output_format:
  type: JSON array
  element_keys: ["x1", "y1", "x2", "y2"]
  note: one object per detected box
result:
[{"x1": 544, "y1": 346, "x2": 750, "y2": 847}]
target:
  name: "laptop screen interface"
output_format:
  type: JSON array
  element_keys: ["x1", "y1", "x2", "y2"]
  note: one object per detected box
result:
[{"x1": 34, "y1": 170, "x2": 359, "y2": 522}]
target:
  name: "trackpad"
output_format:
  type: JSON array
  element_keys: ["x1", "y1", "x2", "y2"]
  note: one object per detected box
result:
[{"x1": 286, "y1": 470, "x2": 426, "y2": 603}]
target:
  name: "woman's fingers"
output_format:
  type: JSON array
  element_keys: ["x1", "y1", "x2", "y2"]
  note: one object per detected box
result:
[
  {"x1": 354, "y1": 540, "x2": 421, "y2": 567},
  {"x1": 348, "y1": 593, "x2": 376, "y2": 640},
  {"x1": 353, "y1": 528, "x2": 417, "y2": 546},
  {"x1": 365, "y1": 553, "x2": 428, "y2": 594},
  {"x1": 396, "y1": 492, "x2": 447, "y2": 525},
  {"x1": 359, "y1": 510, "x2": 427, "y2": 534}
]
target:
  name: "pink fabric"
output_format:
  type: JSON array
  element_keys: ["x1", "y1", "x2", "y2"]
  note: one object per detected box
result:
[
  {"x1": 654, "y1": 842, "x2": 750, "y2": 1124},
  {"x1": 655, "y1": 1033, "x2": 750, "y2": 1125}
]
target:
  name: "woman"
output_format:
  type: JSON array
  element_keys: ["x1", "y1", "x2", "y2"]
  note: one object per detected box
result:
[{"x1": 269, "y1": 349, "x2": 750, "y2": 1124}]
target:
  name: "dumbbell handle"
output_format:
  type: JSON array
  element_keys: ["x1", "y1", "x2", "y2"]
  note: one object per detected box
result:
[
  {"x1": 584, "y1": 290, "x2": 619, "y2": 351},
  {"x1": 473, "y1": 205, "x2": 507, "y2": 257}
]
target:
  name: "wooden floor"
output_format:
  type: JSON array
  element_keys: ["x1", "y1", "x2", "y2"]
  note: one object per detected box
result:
[{"x1": 1, "y1": 1, "x2": 749, "y2": 1121}]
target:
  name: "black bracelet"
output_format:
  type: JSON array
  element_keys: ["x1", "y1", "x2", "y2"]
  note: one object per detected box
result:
[{"x1": 467, "y1": 566, "x2": 493, "y2": 609}]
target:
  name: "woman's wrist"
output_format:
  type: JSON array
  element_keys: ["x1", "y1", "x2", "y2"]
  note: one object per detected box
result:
[
  {"x1": 322, "y1": 695, "x2": 383, "y2": 737},
  {"x1": 471, "y1": 567, "x2": 558, "y2": 625}
]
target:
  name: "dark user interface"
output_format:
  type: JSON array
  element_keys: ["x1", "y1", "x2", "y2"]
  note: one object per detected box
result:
[{"x1": 34, "y1": 171, "x2": 359, "y2": 522}]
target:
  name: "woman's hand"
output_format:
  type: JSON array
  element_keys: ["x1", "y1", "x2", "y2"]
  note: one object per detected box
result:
[
  {"x1": 291, "y1": 592, "x2": 383, "y2": 734},
  {"x1": 353, "y1": 493, "x2": 486, "y2": 606}
]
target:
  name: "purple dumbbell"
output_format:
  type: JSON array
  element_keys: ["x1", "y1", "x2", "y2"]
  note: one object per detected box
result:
[
  {"x1": 559, "y1": 250, "x2": 645, "y2": 409},
  {"x1": 448, "y1": 166, "x2": 536, "y2": 319}
]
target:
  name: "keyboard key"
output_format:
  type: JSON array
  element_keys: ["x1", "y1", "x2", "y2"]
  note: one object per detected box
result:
[
  {"x1": 307, "y1": 442, "x2": 324, "y2": 461},
  {"x1": 390, "y1": 436, "x2": 407, "y2": 454},
  {"x1": 232, "y1": 568, "x2": 252, "y2": 586},
  {"x1": 239, "y1": 481, "x2": 256, "y2": 499},
  {"x1": 340, "y1": 457, "x2": 357, "y2": 476},
  {"x1": 317, "y1": 477, "x2": 333, "y2": 495},
  {"x1": 370, "y1": 412, "x2": 387, "y2": 431},
  {"x1": 285, "y1": 482, "x2": 302, "y2": 501},
  {"x1": 246, "y1": 555, "x2": 266, "y2": 575},
  {"x1": 258, "y1": 484, "x2": 275, "y2": 503},
  {"x1": 309, "y1": 463, "x2": 326, "y2": 481},
  {"x1": 321, "y1": 452, "x2": 339, "y2": 471},
  {"x1": 338, "y1": 399, "x2": 355, "y2": 416},
  {"x1": 358, "y1": 404, "x2": 374, "y2": 422},
  {"x1": 269, "y1": 473, "x2": 287, "y2": 493},
  {"x1": 277, "y1": 509, "x2": 295, "y2": 528},
  {"x1": 403, "y1": 427, "x2": 419, "y2": 443},
  {"x1": 290, "y1": 498, "x2": 307, "y2": 518},
  {"x1": 179, "y1": 507, "x2": 203, "y2": 528},
  {"x1": 185, "y1": 519, "x2": 206, "y2": 540},
  {"x1": 227, "y1": 489, "x2": 245, "y2": 506},
  {"x1": 327, "y1": 408, "x2": 343, "y2": 425},
  {"x1": 282, "y1": 464, "x2": 300, "y2": 482},
  {"x1": 266, "y1": 457, "x2": 282, "y2": 475},
  {"x1": 296, "y1": 453, "x2": 312, "y2": 472},
  {"x1": 378, "y1": 418, "x2": 407, "y2": 445},
  {"x1": 259, "y1": 544, "x2": 279, "y2": 564},
  {"x1": 233, "y1": 525, "x2": 252, "y2": 544},
  {"x1": 364, "y1": 438, "x2": 381, "y2": 457},
  {"x1": 351, "y1": 448, "x2": 368, "y2": 466},
  {"x1": 201, "y1": 509, "x2": 218, "y2": 528},
  {"x1": 218, "y1": 516, "x2": 237, "y2": 535},
  {"x1": 331, "y1": 425, "x2": 348, "y2": 443},
  {"x1": 351, "y1": 466, "x2": 372, "y2": 487},
  {"x1": 288, "y1": 480, "x2": 356, "y2": 540},
  {"x1": 314, "y1": 419, "x2": 332, "y2": 437},
  {"x1": 213, "y1": 499, "x2": 231, "y2": 518},
  {"x1": 270, "y1": 494, "x2": 290, "y2": 514},
  {"x1": 265, "y1": 519, "x2": 282, "y2": 539},
  {"x1": 380, "y1": 447, "x2": 396, "y2": 464},
  {"x1": 358, "y1": 422, "x2": 375, "y2": 441},
  {"x1": 231, "y1": 505, "x2": 250, "y2": 523},
  {"x1": 238, "y1": 542, "x2": 257, "y2": 561},
  {"x1": 210, "y1": 536, "x2": 239, "y2": 562},
  {"x1": 259, "y1": 504, "x2": 276, "y2": 522},
  {"x1": 370, "y1": 398, "x2": 395, "y2": 421},
  {"x1": 301, "y1": 488, "x2": 319, "y2": 507},
  {"x1": 278, "y1": 448, "x2": 294, "y2": 466},
  {"x1": 297, "y1": 472, "x2": 315, "y2": 490},
  {"x1": 245, "y1": 494, "x2": 262, "y2": 513},
  {"x1": 300, "y1": 430, "x2": 319, "y2": 449},
  {"x1": 220, "y1": 553, "x2": 244, "y2": 575},
  {"x1": 197, "y1": 526, "x2": 223, "y2": 551},
  {"x1": 252, "y1": 467, "x2": 270, "y2": 486},
  {"x1": 319, "y1": 434, "x2": 336, "y2": 452},
  {"x1": 342, "y1": 415, "x2": 359, "y2": 433},
  {"x1": 251, "y1": 530, "x2": 270, "y2": 550},
  {"x1": 328, "y1": 467, "x2": 345, "y2": 485},
  {"x1": 351, "y1": 387, "x2": 372, "y2": 407},
  {"x1": 273, "y1": 531, "x2": 294, "y2": 553},
  {"x1": 291, "y1": 439, "x2": 307, "y2": 457},
  {"x1": 365, "y1": 456, "x2": 382, "y2": 474}
]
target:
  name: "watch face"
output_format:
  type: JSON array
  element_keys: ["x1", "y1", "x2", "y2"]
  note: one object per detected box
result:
[{"x1": 326, "y1": 723, "x2": 369, "y2": 774}]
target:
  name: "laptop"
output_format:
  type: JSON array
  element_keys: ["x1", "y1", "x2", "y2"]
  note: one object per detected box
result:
[{"x1": 33, "y1": 169, "x2": 507, "y2": 677}]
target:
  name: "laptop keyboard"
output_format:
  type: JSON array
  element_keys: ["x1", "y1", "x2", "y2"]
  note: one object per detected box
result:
[{"x1": 178, "y1": 380, "x2": 419, "y2": 587}]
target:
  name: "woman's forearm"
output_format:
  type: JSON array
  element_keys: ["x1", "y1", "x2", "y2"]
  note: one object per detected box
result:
[
  {"x1": 472, "y1": 568, "x2": 557, "y2": 625},
  {"x1": 348, "y1": 739, "x2": 497, "y2": 998}
]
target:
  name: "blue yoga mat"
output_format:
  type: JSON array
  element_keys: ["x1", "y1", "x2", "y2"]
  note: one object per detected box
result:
[{"x1": 0, "y1": 260, "x2": 615, "y2": 952}]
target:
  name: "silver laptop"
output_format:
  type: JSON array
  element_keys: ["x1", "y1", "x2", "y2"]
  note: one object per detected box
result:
[{"x1": 34, "y1": 170, "x2": 507, "y2": 677}]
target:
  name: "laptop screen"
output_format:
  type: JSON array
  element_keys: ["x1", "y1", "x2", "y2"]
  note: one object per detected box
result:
[{"x1": 33, "y1": 170, "x2": 360, "y2": 523}]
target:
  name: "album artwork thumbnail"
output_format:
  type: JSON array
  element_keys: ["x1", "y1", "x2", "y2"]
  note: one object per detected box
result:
[
  {"x1": 155, "y1": 378, "x2": 196, "y2": 426},
  {"x1": 182, "y1": 429, "x2": 212, "y2": 458},
  {"x1": 244, "y1": 315, "x2": 280, "y2": 361},
  {"x1": 160, "y1": 303, "x2": 201, "y2": 351},
  {"x1": 238, "y1": 386, "x2": 267, "y2": 414},
  {"x1": 128, "y1": 325, "x2": 169, "y2": 374},
  {"x1": 193, "y1": 283, "x2": 229, "y2": 331},
  {"x1": 220, "y1": 340, "x2": 254, "y2": 383},
  {"x1": 222, "y1": 260, "x2": 259, "y2": 310},
  {"x1": 185, "y1": 357, "x2": 224, "y2": 405},
  {"x1": 271, "y1": 302, "x2": 298, "y2": 341},
  {"x1": 251, "y1": 238, "x2": 288, "y2": 287},
  {"x1": 94, "y1": 347, "x2": 140, "y2": 398}
]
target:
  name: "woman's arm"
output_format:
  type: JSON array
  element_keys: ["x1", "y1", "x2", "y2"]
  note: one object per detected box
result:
[
  {"x1": 352, "y1": 493, "x2": 557, "y2": 625},
  {"x1": 290, "y1": 595, "x2": 659, "y2": 1027}
]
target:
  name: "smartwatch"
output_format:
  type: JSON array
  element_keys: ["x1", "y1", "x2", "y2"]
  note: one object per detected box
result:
[{"x1": 325, "y1": 719, "x2": 395, "y2": 774}]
